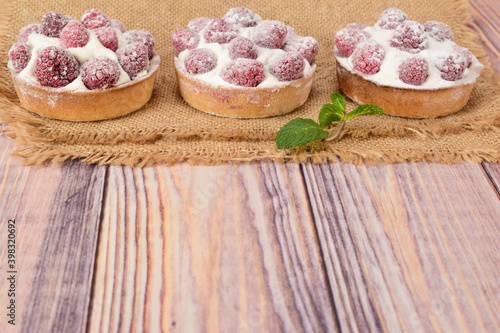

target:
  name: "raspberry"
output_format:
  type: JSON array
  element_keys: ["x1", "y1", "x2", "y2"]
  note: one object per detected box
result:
[
  {"x1": 283, "y1": 36, "x2": 319, "y2": 64},
  {"x1": 351, "y1": 41, "x2": 385, "y2": 75},
  {"x1": 17, "y1": 24, "x2": 40, "y2": 43},
  {"x1": 228, "y1": 37, "x2": 258, "y2": 60},
  {"x1": 220, "y1": 58, "x2": 265, "y2": 87},
  {"x1": 81, "y1": 56, "x2": 120, "y2": 90},
  {"x1": 110, "y1": 19, "x2": 126, "y2": 33},
  {"x1": 345, "y1": 23, "x2": 368, "y2": 30},
  {"x1": 40, "y1": 11, "x2": 72, "y2": 37},
  {"x1": 268, "y1": 51, "x2": 305, "y2": 81},
  {"x1": 223, "y1": 7, "x2": 262, "y2": 27},
  {"x1": 390, "y1": 20, "x2": 429, "y2": 54},
  {"x1": 116, "y1": 42, "x2": 149, "y2": 79},
  {"x1": 33, "y1": 46, "x2": 79, "y2": 87},
  {"x1": 123, "y1": 30, "x2": 155, "y2": 59},
  {"x1": 8, "y1": 42, "x2": 31, "y2": 73},
  {"x1": 188, "y1": 17, "x2": 211, "y2": 33},
  {"x1": 436, "y1": 52, "x2": 467, "y2": 81},
  {"x1": 334, "y1": 28, "x2": 371, "y2": 57},
  {"x1": 398, "y1": 56, "x2": 429, "y2": 85},
  {"x1": 453, "y1": 45, "x2": 473, "y2": 68},
  {"x1": 376, "y1": 7, "x2": 408, "y2": 29},
  {"x1": 202, "y1": 19, "x2": 239, "y2": 44},
  {"x1": 252, "y1": 20, "x2": 287, "y2": 49},
  {"x1": 424, "y1": 21, "x2": 454, "y2": 42},
  {"x1": 81, "y1": 9, "x2": 111, "y2": 29},
  {"x1": 94, "y1": 27, "x2": 119, "y2": 51},
  {"x1": 60, "y1": 20, "x2": 89, "y2": 49},
  {"x1": 184, "y1": 48, "x2": 217, "y2": 74},
  {"x1": 171, "y1": 29, "x2": 200, "y2": 56}
]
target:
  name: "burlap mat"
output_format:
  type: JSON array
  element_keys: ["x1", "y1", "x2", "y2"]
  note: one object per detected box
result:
[{"x1": 1, "y1": 0, "x2": 499, "y2": 166}]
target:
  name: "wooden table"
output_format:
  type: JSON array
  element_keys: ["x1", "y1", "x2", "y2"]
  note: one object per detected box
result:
[{"x1": 1, "y1": 1, "x2": 500, "y2": 332}]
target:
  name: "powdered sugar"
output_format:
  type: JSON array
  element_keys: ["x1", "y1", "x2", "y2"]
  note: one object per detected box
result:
[{"x1": 334, "y1": 10, "x2": 483, "y2": 90}]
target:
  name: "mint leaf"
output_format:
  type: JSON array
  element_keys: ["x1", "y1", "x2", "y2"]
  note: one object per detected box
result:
[
  {"x1": 275, "y1": 118, "x2": 329, "y2": 149},
  {"x1": 345, "y1": 104, "x2": 385, "y2": 121},
  {"x1": 318, "y1": 104, "x2": 344, "y2": 127},
  {"x1": 330, "y1": 93, "x2": 346, "y2": 113}
]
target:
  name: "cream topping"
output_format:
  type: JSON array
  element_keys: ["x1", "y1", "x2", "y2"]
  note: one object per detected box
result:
[
  {"x1": 17, "y1": 28, "x2": 139, "y2": 91},
  {"x1": 334, "y1": 25, "x2": 483, "y2": 90},
  {"x1": 175, "y1": 22, "x2": 314, "y2": 88}
]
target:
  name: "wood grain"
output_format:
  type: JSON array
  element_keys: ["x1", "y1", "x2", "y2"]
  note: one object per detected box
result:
[
  {"x1": 483, "y1": 163, "x2": 500, "y2": 196},
  {"x1": 0, "y1": 129, "x2": 106, "y2": 333},
  {"x1": 302, "y1": 162, "x2": 500, "y2": 333},
  {"x1": 88, "y1": 162, "x2": 339, "y2": 333},
  {"x1": 469, "y1": 0, "x2": 500, "y2": 71}
]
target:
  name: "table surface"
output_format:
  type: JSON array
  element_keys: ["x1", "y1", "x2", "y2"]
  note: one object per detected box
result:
[{"x1": 1, "y1": 1, "x2": 500, "y2": 332}]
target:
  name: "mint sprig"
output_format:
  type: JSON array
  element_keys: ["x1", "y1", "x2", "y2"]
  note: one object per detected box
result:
[{"x1": 275, "y1": 93, "x2": 385, "y2": 149}]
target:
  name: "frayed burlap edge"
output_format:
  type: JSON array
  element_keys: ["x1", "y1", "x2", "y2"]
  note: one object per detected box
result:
[
  {"x1": 11, "y1": 140, "x2": 500, "y2": 167},
  {"x1": 1, "y1": 0, "x2": 499, "y2": 167}
]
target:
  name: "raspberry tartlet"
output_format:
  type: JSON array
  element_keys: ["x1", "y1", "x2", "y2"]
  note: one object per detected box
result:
[
  {"x1": 7, "y1": 9, "x2": 160, "y2": 121},
  {"x1": 172, "y1": 7, "x2": 319, "y2": 118},
  {"x1": 333, "y1": 8, "x2": 483, "y2": 118}
]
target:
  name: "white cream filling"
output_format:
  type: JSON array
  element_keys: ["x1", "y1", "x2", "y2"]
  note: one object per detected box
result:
[
  {"x1": 175, "y1": 23, "x2": 314, "y2": 88},
  {"x1": 335, "y1": 25, "x2": 483, "y2": 90},
  {"x1": 18, "y1": 28, "x2": 138, "y2": 91}
]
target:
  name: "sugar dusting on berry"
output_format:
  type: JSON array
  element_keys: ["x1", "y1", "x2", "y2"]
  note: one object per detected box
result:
[
  {"x1": 376, "y1": 7, "x2": 408, "y2": 29},
  {"x1": 81, "y1": 8, "x2": 111, "y2": 29},
  {"x1": 203, "y1": 19, "x2": 239, "y2": 44},
  {"x1": 390, "y1": 20, "x2": 429, "y2": 54},
  {"x1": 17, "y1": 24, "x2": 40, "y2": 43},
  {"x1": 81, "y1": 56, "x2": 120, "y2": 89},
  {"x1": 351, "y1": 41, "x2": 385, "y2": 75},
  {"x1": 223, "y1": 7, "x2": 262, "y2": 27},
  {"x1": 335, "y1": 28, "x2": 371, "y2": 57},
  {"x1": 269, "y1": 51, "x2": 305, "y2": 81},
  {"x1": 188, "y1": 17, "x2": 211, "y2": 33},
  {"x1": 252, "y1": 20, "x2": 287, "y2": 49},
  {"x1": 60, "y1": 20, "x2": 89, "y2": 49},
  {"x1": 398, "y1": 56, "x2": 429, "y2": 85},
  {"x1": 436, "y1": 52, "x2": 467, "y2": 81},
  {"x1": 9, "y1": 42, "x2": 31, "y2": 73},
  {"x1": 110, "y1": 19, "x2": 126, "y2": 33},
  {"x1": 228, "y1": 37, "x2": 258, "y2": 60},
  {"x1": 95, "y1": 27, "x2": 119, "y2": 51},
  {"x1": 123, "y1": 30, "x2": 155, "y2": 59},
  {"x1": 40, "y1": 11, "x2": 72, "y2": 37},
  {"x1": 172, "y1": 29, "x2": 200, "y2": 56},
  {"x1": 453, "y1": 45, "x2": 473, "y2": 68},
  {"x1": 184, "y1": 48, "x2": 217, "y2": 74},
  {"x1": 283, "y1": 36, "x2": 319, "y2": 64},
  {"x1": 346, "y1": 23, "x2": 369, "y2": 31},
  {"x1": 424, "y1": 21, "x2": 454, "y2": 42},
  {"x1": 34, "y1": 46, "x2": 80, "y2": 87},
  {"x1": 116, "y1": 42, "x2": 149, "y2": 79},
  {"x1": 220, "y1": 58, "x2": 265, "y2": 87}
]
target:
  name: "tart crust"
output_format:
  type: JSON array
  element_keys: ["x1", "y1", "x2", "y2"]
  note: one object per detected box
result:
[
  {"x1": 9, "y1": 53, "x2": 160, "y2": 121},
  {"x1": 175, "y1": 62, "x2": 316, "y2": 118},
  {"x1": 336, "y1": 61, "x2": 474, "y2": 118}
]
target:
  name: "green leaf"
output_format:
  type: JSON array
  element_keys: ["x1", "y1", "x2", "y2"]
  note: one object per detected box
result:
[
  {"x1": 330, "y1": 93, "x2": 346, "y2": 113},
  {"x1": 318, "y1": 104, "x2": 344, "y2": 127},
  {"x1": 345, "y1": 104, "x2": 385, "y2": 121},
  {"x1": 275, "y1": 118, "x2": 329, "y2": 149}
]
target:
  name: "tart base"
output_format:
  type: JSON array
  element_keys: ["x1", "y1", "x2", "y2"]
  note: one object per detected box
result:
[
  {"x1": 9, "y1": 53, "x2": 160, "y2": 122},
  {"x1": 336, "y1": 61, "x2": 475, "y2": 118},
  {"x1": 175, "y1": 63, "x2": 315, "y2": 118}
]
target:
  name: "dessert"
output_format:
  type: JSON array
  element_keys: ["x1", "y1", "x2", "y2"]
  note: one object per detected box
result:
[
  {"x1": 333, "y1": 8, "x2": 483, "y2": 118},
  {"x1": 172, "y1": 7, "x2": 319, "y2": 118},
  {"x1": 7, "y1": 9, "x2": 160, "y2": 121}
]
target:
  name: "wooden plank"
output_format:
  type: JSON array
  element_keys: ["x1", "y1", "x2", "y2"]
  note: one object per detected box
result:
[
  {"x1": 469, "y1": 0, "x2": 500, "y2": 71},
  {"x1": 483, "y1": 163, "x2": 500, "y2": 196},
  {"x1": 302, "y1": 162, "x2": 500, "y2": 333},
  {"x1": 0, "y1": 130, "x2": 106, "y2": 333},
  {"x1": 88, "y1": 162, "x2": 339, "y2": 333}
]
